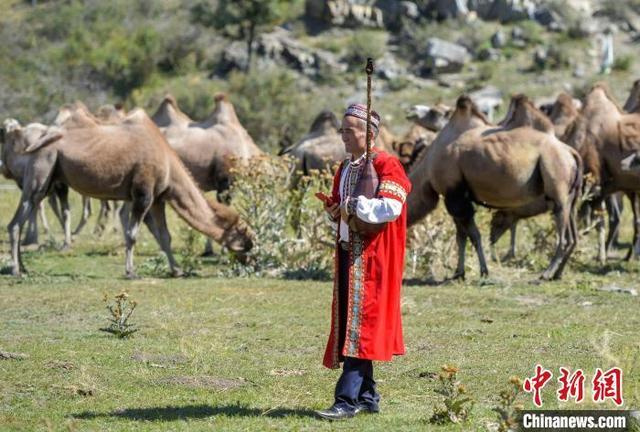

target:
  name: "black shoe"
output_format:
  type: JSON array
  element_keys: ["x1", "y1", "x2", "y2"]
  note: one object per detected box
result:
[
  {"x1": 355, "y1": 404, "x2": 379, "y2": 414},
  {"x1": 315, "y1": 405, "x2": 357, "y2": 420}
]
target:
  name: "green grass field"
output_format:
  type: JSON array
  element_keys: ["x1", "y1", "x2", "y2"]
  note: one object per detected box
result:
[{"x1": 1, "y1": 179, "x2": 640, "y2": 431}]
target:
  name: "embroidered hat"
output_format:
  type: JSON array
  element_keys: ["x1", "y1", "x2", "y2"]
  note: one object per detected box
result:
[{"x1": 344, "y1": 103, "x2": 380, "y2": 133}]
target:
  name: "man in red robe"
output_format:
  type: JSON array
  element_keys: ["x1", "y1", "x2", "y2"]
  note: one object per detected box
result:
[{"x1": 316, "y1": 104, "x2": 411, "y2": 420}]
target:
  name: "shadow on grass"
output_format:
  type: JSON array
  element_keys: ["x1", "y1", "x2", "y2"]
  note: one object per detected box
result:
[
  {"x1": 572, "y1": 260, "x2": 630, "y2": 275},
  {"x1": 72, "y1": 404, "x2": 318, "y2": 421}
]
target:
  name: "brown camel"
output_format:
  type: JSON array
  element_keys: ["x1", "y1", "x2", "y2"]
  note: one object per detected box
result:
[
  {"x1": 4, "y1": 110, "x2": 253, "y2": 278},
  {"x1": 488, "y1": 94, "x2": 583, "y2": 261},
  {"x1": 396, "y1": 103, "x2": 452, "y2": 172},
  {"x1": 407, "y1": 95, "x2": 582, "y2": 280},
  {"x1": 279, "y1": 110, "x2": 394, "y2": 174},
  {"x1": 152, "y1": 94, "x2": 262, "y2": 195},
  {"x1": 548, "y1": 93, "x2": 580, "y2": 138},
  {"x1": 53, "y1": 102, "x2": 123, "y2": 236},
  {"x1": 563, "y1": 82, "x2": 640, "y2": 261}
]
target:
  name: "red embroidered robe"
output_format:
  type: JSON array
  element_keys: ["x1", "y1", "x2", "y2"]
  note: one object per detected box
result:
[{"x1": 323, "y1": 151, "x2": 412, "y2": 369}]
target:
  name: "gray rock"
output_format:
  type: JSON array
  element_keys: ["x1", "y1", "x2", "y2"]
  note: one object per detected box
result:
[
  {"x1": 533, "y1": 46, "x2": 547, "y2": 69},
  {"x1": 218, "y1": 41, "x2": 249, "y2": 74},
  {"x1": 428, "y1": 0, "x2": 470, "y2": 20},
  {"x1": 305, "y1": 0, "x2": 385, "y2": 28},
  {"x1": 491, "y1": 30, "x2": 506, "y2": 48},
  {"x1": 597, "y1": 284, "x2": 638, "y2": 296},
  {"x1": 568, "y1": 20, "x2": 599, "y2": 38},
  {"x1": 376, "y1": 52, "x2": 407, "y2": 80},
  {"x1": 424, "y1": 37, "x2": 471, "y2": 74},
  {"x1": 400, "y1": 1, "x2": 420, "y2": 20},
  {"x1": 573, "y1": 64, "x2": 586, "y2": 78},
  {"x1": 478, "y1": 47, "x2": 500, "y2": 61},
  {"x1": 511, "y1": 25, "x2": 524, "y2": 40},
  {"x1": 485, "y1": 0, "x2": 536, "y2": 23}
]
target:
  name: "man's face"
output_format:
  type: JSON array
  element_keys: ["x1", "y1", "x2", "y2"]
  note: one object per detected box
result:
[{"x1": 339, "y1": 115, "x2": 367, "y2": 156}]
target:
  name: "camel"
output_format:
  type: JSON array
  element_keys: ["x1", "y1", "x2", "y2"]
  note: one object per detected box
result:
[
  {"x1": 53, "y1": 102, "x2": 124, "y2": 236},
  {"x1": 548, "y1": 93, "x2": 580, "y2": 138},
  {"x1": 151, "y1": 94, "x2": 262, "y2": 255},
  {"x1": 279, "y1": 109, "x2": 395, "y2": 174},
  {"x1": 407, "y1": 95, "x2": 582, "y2": 280},
  {"x1": 152, "y1": 93, "x2": 262, "y2": 195},
  {"x1": 396, "y1": 103, "x2": 452, "y2": 172},
  {"x1": 563, "y1": 82, "x2": 640, "y2": 262},
  {"x1": 488, "y1": 94, "x2": 583, "y2": 260},
  {"x1": 1, "y1": 123, "x2": 61, "y2": 246},
  {"x1": 3, "y1": 111, "x2": 253, "y2": 278}
]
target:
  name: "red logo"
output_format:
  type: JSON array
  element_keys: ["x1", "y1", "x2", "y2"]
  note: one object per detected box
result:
[
  {"x1": 523, "y1": 364, "x2": 553, "y2": 407},
  {"x1": 592, "y1": 367, "x2": 623, "y2": 406}
]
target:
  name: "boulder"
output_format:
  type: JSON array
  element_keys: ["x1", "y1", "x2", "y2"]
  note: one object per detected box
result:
[
  {"x1": 490, "y1": 30, "x2": 506, "y2": 48},
  {"x1": 423, "y1": 37, "x2": 471, "y2": 74},
  {"x1": 376, "y1": 52, "x2": 407, "y2": 80}
]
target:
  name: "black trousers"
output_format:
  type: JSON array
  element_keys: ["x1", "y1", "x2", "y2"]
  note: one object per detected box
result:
[{"x1": 334, "y1": 247, "x2": 380, "y2": 411}]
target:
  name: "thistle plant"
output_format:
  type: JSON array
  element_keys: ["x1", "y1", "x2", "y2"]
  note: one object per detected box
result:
[
  {"x1": 100, "y1": 291, "x2": 139, "y2": 338},
  {"x1": 429, "y1": 364, "x2": 474, "y2": 424},
  {"x1": 493, "y1": 376, "x2": 525, "y2": 432}
]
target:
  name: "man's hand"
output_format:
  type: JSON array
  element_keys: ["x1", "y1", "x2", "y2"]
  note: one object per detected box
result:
[{"x1": 324, "y1": 201, "x2": 340, "y2": 221}]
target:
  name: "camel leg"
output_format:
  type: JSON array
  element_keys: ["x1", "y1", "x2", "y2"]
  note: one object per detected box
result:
[
  {"x1": 39, "y1": 201, "x2": 51, "y2": 235},
  {"x1": 541, "y1": 204, "x2": 572, "y2": 280},
  {"x1": 202, "y1": 239, "x2": 214, "y2": 257},
  {"x1": 72, "y1": 197, "x2": 92, "y2": 236},
  {"x1": 118, "y1": 202, "x2": 131, "y2": 234},
  {"x1": 144, "y1": 202, "x2": 183, "y2": 277},
  {"x1": 452, "y1": 219, "x2": 467, "y2": 280},
  {"x1": 54, "y1": 184, "x2": 72, "y2": 249},
  {"x1": 9, "y1": 187, "x2": 48, "y2": 276},
  {"x1": 93, "y1": 200, "x2": 111, "y2": 235},
  {"x1": 47, "y1": 192, "x2": 64, "y2": 231},
  {"x1": 605, "y1": 194, "x2": 622, "y2": 255},
  {"x1": 625, "y1": 192, "x2": 640, "y2": 260},
  {"x1": 445, "y1": 187, "x2": 488, "y2": 279},
  {"x1": 595, "y1": 199, "x2": 607, "y2": 264},
  {"x1": 504, "y1": 223, "x2": 517, "y2": 261},
  {"x1": 465, "y1": 217, "x2": 489, "y2": 277},
  {"x1": 123, "y1": 194, "x2": 153, "y2": 279},
  {"x1": 22, "y1": 209, "x2": 39, "y2": 246}
]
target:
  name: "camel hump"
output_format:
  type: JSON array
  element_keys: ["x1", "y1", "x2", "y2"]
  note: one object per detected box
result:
[
  {"x1": 54, "y1": 103, "x2": 100, "y2": 128},
  {"x1": 210, "y1": 93, "x2": 240, "y2": 125},
  {"x1": 123, "y1": 108, "x2": 151, "y2": 124},
  {"x1": 309, "y1": 110, "x2": 339, "y2": 133},
  {"x1": 214, "y1": 93, "x2": 228, "y2": 102},
  {"x1": 455, "y1": 95, "x2": 490, "y2": 125}
]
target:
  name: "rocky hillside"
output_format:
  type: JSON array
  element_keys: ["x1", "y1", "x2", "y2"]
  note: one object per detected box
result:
[{"x1": 1, "y1": 0, "x2": 639, "y2": 152}]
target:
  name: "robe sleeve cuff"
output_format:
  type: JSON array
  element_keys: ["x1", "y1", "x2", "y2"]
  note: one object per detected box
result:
[{"x1": 355, "y1": 196, "x2": 403, "y2": 223}]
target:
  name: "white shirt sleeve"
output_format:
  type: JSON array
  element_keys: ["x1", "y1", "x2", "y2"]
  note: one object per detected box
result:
[{"x1": 355, "y1": 196, "x2": 403, "y2": 223}]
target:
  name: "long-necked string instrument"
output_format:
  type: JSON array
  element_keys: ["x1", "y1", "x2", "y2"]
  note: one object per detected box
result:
[{"x1": 348, "y1": 58, "x2": 387, "y2": 237}]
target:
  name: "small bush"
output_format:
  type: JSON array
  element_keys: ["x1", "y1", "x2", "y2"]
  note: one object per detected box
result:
[
  {"x1": 429, "y1": 365, "x2": 474, "y2": 424},
  {"x1": 220, "y1": 155, "x2": 334, "y2": 279},
  {"x1": 343, "y1": 29, "x2": 388, "y2": 70},
  {"x1": 613, "y1": 55, "x2": 633, "y2": 72},
  {"x1": 493, "y1": 376, "x2": 525, "y2": 432},
  {"x1": 100, "y1": 291, "x2": 139, "y2": 339}
]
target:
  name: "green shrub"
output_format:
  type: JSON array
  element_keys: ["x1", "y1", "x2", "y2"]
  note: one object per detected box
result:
[{"x1": 613, "y1": 55, "x2": 633, "y2": 72}]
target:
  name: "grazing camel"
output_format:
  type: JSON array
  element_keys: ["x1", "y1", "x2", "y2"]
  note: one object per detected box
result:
[
  {"x1": 152, "y1": 94, "x2": 262, "y2": 255},
  {"x1": 563, "y1": 82, "x2": 640, "y2": 262},
  {"x1": 407, "y1": 96, "x2": 582, "y2": 280},
  {"x1": 4, "y1": 111, "x2": 253, "y2": 278}
]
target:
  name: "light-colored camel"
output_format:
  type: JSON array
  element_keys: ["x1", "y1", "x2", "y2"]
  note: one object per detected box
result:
[
  {"x1": 407, "y1": 95, "x2": 582, "y2": 280},
  {"x1": 152, "y1": 94, "x2": 262, "y2": 255},
  {"x1": 4, "y1": 110, "x2": 253, "y2": 278},
  {"x1": 563, "y1": 82, "x2": 640, "y2": 261},
  {"x1": 0, "y1": 125, "x2": 58, "y2": 247},
  {"x1": 152, "y1": 94, "x2": 262, "y2": 195},
  {"x1": 488, "y1": 94, "x2": 583, "y2": 261}
]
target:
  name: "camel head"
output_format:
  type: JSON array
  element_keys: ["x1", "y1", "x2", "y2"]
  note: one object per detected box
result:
[
  {"x1": 623, "y1": 79, "x2": 640, "y2": 113},
  {"x1": 207, "y1": 198, "x2": 254, "y2": 257},
  {"x1": 2, "y1": 119, "x2": 63, "y2": 154},
  {"x1": 621, "y1": 151, "x2": 640, "y2": 173},
  {"x1": 308, "y1": 110, "x2": 340, "y2": 133},
  {"x1": 406, "y1": 104, "x2": 452, "y2": 132}
]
